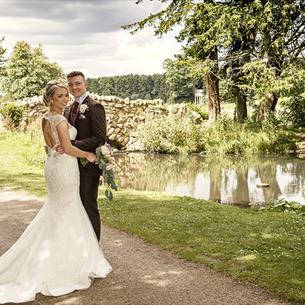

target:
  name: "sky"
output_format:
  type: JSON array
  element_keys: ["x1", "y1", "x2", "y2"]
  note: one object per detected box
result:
[{"x1": 0, "y1": 0, "x2": 182, "y2": 78}]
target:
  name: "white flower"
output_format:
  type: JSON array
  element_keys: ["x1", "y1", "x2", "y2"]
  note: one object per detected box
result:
[
  {"x1": 106, "y1": 164, "x2": 113, "y2": 171},
  {"x1": 79, "y1": 104, "x2": 88, "y2": 114},
  {"x1": 101, "y1": 144, "x2": 112, "y2": 156}
]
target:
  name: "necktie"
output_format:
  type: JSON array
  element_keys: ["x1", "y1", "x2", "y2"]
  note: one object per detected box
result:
[{"x1": 70, "y1": 101, "x2": 79, "y2": 125}]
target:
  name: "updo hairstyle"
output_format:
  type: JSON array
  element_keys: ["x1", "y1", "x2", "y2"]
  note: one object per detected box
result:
[{"x1": 43, "y1": 80, "x2": 68, "y2": 106}]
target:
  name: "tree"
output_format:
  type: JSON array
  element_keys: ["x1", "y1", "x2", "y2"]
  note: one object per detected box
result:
[
  {"x1": 125, "y1": 0, "x2": 305, "y2": 124},
  {"x1": 179, "y1": 1, "x2": 259, "y2": 122},
  {"x1": 258, "y1": 1, "x2": 305, "y2": 119},
  {"x1": 235, "y1": 1, "x2": 305, "y2": 120},
  {"x1": 178, "y1": 2, "x2": 223, "y2": 121},
  {"x1": 124, "y1": 1, "x2": 255, "y2": 121},
  {"x1": 0, "y1": 36, "x2": 6, "y2": 79},
  {"x1": 163, "y1": 58, "x2": 194, "y2": 103},
  {"x1": 124, "y1": 0, "x2": 221, "y2": 121},
  {"x1": 151, "y1": 73, "x2": 167, "y2": 100},
  {"x1": 2, "y1": 41, "x2": 64, "y2": 100}
]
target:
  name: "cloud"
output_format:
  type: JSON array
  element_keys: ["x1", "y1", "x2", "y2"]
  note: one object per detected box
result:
[{"x1": 0, "y1": 0, "x2": 181, "y2": 77}]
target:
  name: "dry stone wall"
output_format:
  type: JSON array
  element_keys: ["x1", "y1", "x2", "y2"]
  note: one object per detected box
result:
[
  {"x1": 15, "y1": 93, "x2": 203, "y2": 150},
  {"x1": 16, "y1": 94, "x2": 168, "y2": 150}
]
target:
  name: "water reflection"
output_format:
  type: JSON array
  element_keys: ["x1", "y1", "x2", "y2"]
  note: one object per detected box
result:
[{"x1": 114, "y1": 153, "x2": 305, "y2": 206}]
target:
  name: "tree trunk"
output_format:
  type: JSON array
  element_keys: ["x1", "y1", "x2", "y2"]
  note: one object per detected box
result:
[
  {"x1": 233, "y1": 86, "x2": 248, "y2": 122},
  {"x1": 205, "y1": 48, "x2": 220, "y2": 123},
  {"x1": 258, "y1": 31, "x2": 281, "y2": 120},
  {"x1": 205, "y1": 73, "x2": 220, "y2": 123},
  {"x1": 228, "y1": 31, "x2": 252, "y2": 122}
]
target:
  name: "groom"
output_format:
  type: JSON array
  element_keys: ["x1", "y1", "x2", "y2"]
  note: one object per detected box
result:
[{"x1": 64, "y1": 71, "x2": 106, "y2": 241}]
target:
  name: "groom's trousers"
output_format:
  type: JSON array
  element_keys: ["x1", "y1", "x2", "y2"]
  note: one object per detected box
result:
[{"x1": 79, "y1": 174, "x2": 101, "y2": 241}]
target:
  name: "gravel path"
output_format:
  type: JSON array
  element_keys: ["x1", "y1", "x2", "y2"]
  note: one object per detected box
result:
[{"x1": 0, "y1": 189, "x2": 294, "y2": 305}]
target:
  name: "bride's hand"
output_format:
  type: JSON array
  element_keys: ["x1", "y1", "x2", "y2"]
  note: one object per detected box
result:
[{"x1": 86, "y1": 152, "x2": 96, "y2": 163}]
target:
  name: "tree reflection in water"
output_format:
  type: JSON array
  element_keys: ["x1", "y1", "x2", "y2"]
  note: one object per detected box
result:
[{"x1": 114, "y1": 153, "x2": 305, "y2": 207}]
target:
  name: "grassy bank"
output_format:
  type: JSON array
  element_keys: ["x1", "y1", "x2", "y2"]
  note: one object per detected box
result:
[
  {"x1": 136, "y1": 112, "x2": 298, "y2": 155},
  {"x1": 0, "y1": 130, "x2": 305, "y2": 303}
]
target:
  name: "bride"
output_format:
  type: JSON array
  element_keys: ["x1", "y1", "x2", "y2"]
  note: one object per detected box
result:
[{"x1": 0, "y1": 81, "x2": 112, "y2": 303}]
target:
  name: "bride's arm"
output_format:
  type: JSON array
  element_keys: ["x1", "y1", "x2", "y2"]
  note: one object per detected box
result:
[{"x1": 56, "y1": 121, "x2": 96, "y2": 162}]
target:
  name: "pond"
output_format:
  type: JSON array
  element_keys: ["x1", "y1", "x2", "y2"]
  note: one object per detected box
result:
[{"x1": 114, "y1": 153, "x2": 305, "y2": 207}]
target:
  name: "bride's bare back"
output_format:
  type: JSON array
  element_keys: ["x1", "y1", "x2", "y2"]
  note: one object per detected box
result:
[
  {"x1": 41, "y1": 114, "x2": 69, "y2": 149},
  {"x1": 42, "y1": 118, "x2": 56, "y2": 149}
]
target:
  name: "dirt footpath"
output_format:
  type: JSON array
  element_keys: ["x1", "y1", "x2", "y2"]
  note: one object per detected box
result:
[{"x1": 0, "y1": 189, "x2": 294, "y2": 305}]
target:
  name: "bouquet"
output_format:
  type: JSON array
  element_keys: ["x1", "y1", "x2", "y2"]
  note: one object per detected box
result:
[{"x1": 81, "y1": 143, "x2": 118, "y2": 201}]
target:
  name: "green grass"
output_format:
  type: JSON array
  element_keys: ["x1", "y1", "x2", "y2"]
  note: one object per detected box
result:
[
  {"x1": 100, "y1": 190, "x2": 305, "y2": 303},
  {"x1": 1, "y1": 130, "x2": 305, "y2": 303},
  {"x1": 0, "y1": 131, "x2": 46, "y2": 196},
  {"x1": 201, "y1": 102, "x2": 250, "y2": 117}
]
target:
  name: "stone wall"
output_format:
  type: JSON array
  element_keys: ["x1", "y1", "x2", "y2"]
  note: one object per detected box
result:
[
  {"x1": 16, "y1": 94, "x2": 168, "y2": 150},
  {"x1": 15, "y1": 93, "x2": 203, "y2": 150},
  {"x1": 92, "y1": 94, "x2": 168, "y2": 150}
]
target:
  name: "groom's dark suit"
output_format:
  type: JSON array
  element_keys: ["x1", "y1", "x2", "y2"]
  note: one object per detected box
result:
[{"x1": 64, "y1": 95, "x2": 106, "y2": 241}]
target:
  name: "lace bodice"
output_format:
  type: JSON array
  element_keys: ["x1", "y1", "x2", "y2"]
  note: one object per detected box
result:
[{"x1": 43, "y1": 114, "x2": 77, "y2": 152}]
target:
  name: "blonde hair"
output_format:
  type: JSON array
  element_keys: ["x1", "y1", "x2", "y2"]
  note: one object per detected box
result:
[{"x1": 43, "y1": 80, "x2": 68, "y2": 106}]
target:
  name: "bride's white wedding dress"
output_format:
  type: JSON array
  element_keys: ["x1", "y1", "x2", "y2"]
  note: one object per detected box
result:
[{"x1": 0, "y1": 114, "x2": 112, "y2": 304}]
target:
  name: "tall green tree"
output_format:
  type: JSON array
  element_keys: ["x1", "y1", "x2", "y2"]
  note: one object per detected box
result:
[
  {"x1": 178, "y1": 2, "x2": 222, "y2": 121},
  {"x1": 179, "y1": 1, "x2": 258, "y2": 122},
  {"x1": 151, "y1": 73, "x2": 167, "y2": 100},
  {"x1": 255, "y1": 0, "x2": 305, "y2": 119},
  {"x1": 125, "y1": 0, "x2": 305, "y2": 124},
  {"x1": 0, "y1": 36, "x2": 6, "y2": 79},
  {"x1": 163, "y1": 58, "x2": 194, "y2": 103},
  {"x1": 228, "y1": 1, "x2": 305, "y2": 120},
  {"x1": 2, "y1": 41, "x2": 64, "y2": 100},
  {"x1": 124, "y1": 0, "x2": 221, "y2": 121}
]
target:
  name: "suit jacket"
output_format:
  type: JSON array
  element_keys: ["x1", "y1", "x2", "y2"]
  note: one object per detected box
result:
[{"x1": 64, "y1": 95, "x2": 106, "y2": 176}]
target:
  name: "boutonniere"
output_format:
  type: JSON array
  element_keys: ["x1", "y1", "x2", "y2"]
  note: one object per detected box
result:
[
  {"x1": 79, "y1": 104, "x2": 89, "y2": 119},
  {"x1": 79, "y1": 104, "x2": 88, "y2": 113}
]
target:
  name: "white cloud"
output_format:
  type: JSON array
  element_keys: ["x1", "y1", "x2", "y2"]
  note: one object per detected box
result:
[{"x1": 0, "y1": 0, "x2": 182, "y2": 77}]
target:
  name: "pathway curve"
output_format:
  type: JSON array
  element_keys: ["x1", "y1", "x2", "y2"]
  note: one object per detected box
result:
[{"x1": 0, "y1": 189, "x2": 295, "y2": 305}]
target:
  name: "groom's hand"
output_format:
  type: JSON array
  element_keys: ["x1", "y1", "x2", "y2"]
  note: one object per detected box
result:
[{"x1": 54, "y1": 144, "x2": 65, "y2": 154}]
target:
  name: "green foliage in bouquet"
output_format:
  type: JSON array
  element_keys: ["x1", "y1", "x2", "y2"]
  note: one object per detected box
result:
[
  {"x1": 95, "y1": 144, "x2": 118, "y2": 201},
  {"x1": 80, "y1": 143, "x2": 118, "y2": 201}
]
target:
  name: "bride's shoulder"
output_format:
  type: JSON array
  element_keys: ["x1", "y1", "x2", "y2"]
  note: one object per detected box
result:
[
  {"x1": 54, "y1": 114, "x2": 67, "y2": 120},
  {"x1": 48, "y1": 114, "x2": 67, "y2": 127}
]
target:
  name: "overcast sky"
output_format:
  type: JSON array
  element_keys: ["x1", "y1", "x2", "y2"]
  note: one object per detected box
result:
[{"x1": 0, "y1": 0, "x2": 182, "y2": 77}]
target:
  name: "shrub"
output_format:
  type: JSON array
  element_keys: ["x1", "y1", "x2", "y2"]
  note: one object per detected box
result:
[
  {"x1": 202, "y1": 115, "x2": 250, "y2": 155},
  {"x1": 136, "y1": 113, "x2": 296, "y2": 156},
  {"x1": 136, "y1": 114, "x2": 204, "y2": 154},
  {"x1": 276, "y1": 65, "x2": 305, "y2": 128},
  {"x1": 0, "y1": 102, "x2": 24, "y2": 129},
  {"x1": 279, "y1": 96, "x2": 305, "y2": 128},
  {"x1": 251, "y1": 199, "x2": 305, "y2": 215},
  {"x1": 186, "y1": 103, "x2": 209, "y2": 120}
]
